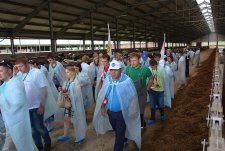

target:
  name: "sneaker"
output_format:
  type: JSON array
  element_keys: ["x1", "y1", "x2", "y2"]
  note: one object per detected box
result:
[
  {"x1": 147, "y1": 120, "x2": 156, "y2": 125},
  {"x1": 74, "y1": 138, "x2": 85, "y2": 144},
  {"x1": 57, "y1": 135, "x2": 72, "y2": 141},
  {"x1": 160, "y1": 115, "x2": 167, "y2": 121},
  {"x1": 47, "y1": 125, "x2": 55, "y2": 132}
]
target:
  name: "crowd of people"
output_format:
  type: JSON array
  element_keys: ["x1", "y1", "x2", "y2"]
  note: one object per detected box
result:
[{"x1": 0, "y1": 47, "x2": 201, "y2": 151}]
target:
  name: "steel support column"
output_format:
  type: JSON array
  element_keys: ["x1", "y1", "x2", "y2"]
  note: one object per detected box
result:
[
  {"x1": 10, "y1": 34, "x2": 15, "y2": 57},
  {"x1": 208, "y1": 34, "x2": 210, "y2": 47},
  {"x1": 133, "y1": 23, "x2": 135, "y2": 49},
  {"x1": 83, "y1": 39, "x2": 85, "y2": 51},
  {"x1": 116, "y1": 18, "x2": 119, "y2": 50},
  {"x1": 90, "y1": 12, "x2": 94, "y2": 51},
  {"x1": 217, "y1": 33, "x2": 219, "y2": 48},
  {"x1": 146, "y1": 32, "x2": 148, "y2": 50},
  {"x1": 103, "y1": 40, "x2": 106, "y2": 50},
  {"x1": 48, "y1": 0, "x2": 56, "y2": 53}
]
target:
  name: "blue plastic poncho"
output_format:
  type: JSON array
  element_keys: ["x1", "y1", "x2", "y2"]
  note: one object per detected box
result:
[
  {"x1": 76, "y1": 72, "x2": 94, "y2": 109},
  {"x1": 60, "y1": 79, "x2": 87, "y2": 140},
  {"x1": 140, "y1": 51, "x2": 150, "y2": 67},
  {"x1": 93, "y1": 74, "x2": 141, "y2": 149},
  {"x1": 48, "y1": 61, "x2": 65, "y2": 86},
  {"x1": 0, "y1": 77, "x2": 36, "y2": 151}
]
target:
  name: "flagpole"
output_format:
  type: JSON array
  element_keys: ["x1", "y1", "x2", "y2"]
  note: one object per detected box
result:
[{"x1": 107, "y1": 23, "x2": 112, "y2": 57}]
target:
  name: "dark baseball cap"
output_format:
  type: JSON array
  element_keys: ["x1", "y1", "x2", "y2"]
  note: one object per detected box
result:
[{"x1": 0, "y1": 59, "x2": 13, "y2": 69}]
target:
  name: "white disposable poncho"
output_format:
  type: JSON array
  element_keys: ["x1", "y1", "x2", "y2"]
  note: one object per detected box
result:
[
  {"x1": 163, "y1": 64, "x2": 173, "y2": 108},
  {"x1": 76, "y1": 72, "x2": 94, "y2": 109},
  {"x1": 89, "y1": 62, "x2": 99, "y2": 84},
  {"x1": 195, "y1": 49, "x2": 200, "y2": 66},
  {"x1": 16, "y1": 68, "x2": 58, "y2": 121},
  {"x1": 0, "y1": 77, "x2": 36, "y2": 151},
  {"x1": 39, "y1": 65, "x2": 58, "y2": 101},
  {"x1": 81, "y1": 62, "x2": 90, "y2": 75},
  {"x1": 60, "y1": 79, "x2": 87, "y2": 141},
  {"x1": 48, "y1": 61, "x2": 65, "y2": 86},
  {"x1": 95, "y1": 66, "x2": 110, "y2": 100},
  {"x1": 189, "y1": 50, "x2": 195, "y2": 65},
  {"x1": 167, "y1": 61, "x2": 177, "y2": 99},
  {"x1": 177, "y1": 56, "x2": 186, "y2": 85},
  {"x1": 172, "y1": 52, "x2": 178, "y2": 63},
  {"x1": 93, "y1": 74, "x2": 141, "y2": 149}
]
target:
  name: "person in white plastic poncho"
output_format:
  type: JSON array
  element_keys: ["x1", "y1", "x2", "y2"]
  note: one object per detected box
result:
[
  {"x1": 195, "y1": 48, "x2": 200, "y2": 68},
  {"x1": 74, "y1": 62, "x2": 94, "y2": 110},
  {"x1": 93, "y1": 60, "x2": 141, "y2": 151},
  {"x1": 95, "y1": 54, "x2": 111, "y2": 101},
  {"x1": 153, "y1": 53, "x2": 172, "y2": 108},
  {"x1": 177, "y1": 50, "x2": 186, "y2": 89},
  {"x1": 166, "y1": 55, "x2": 177, "y2": 100},
  {"x1": 28, "y1": 59, "x2": 59, "y2": 132},
  {"x1": 0, "y1": 59, "x2": 37, "y2": 151},
  {"x1": 140, "y1": 51, "x2": 151, "y2": 67},
  {"x1": 89, "y1": 54, "x2": 100, "y2": 99},
  {"x1": 47, "y1": 54, "x2": 65, "y2": 89},
  {"x1": 15, "y1": 57, "x2": 58, "y2": 151},
  {"x1": 57, "y1": 66, "x2": 87, "y2": 143}
]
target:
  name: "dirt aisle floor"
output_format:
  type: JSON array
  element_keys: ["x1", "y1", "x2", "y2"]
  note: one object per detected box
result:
[{"x1": 50, "y1": 49, "x2": 215, "y2": 151}]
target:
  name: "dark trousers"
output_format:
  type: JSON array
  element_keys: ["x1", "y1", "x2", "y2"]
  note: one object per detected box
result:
[
  {"x1": 107, "y1": 110, "x2": 126, "y2": 151},
  {"x1": 186, "y1": 61, "x2": 189, "y2": 77},
  {"x1": 149, "y1": 90, "x2": 164, "y2": 120},
  {"x1": 29, "y1": 108, "x2": 51, "y2": 149}
]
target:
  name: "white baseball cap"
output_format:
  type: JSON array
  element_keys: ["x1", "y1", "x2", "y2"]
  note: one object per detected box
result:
[{"x1": 109, "y1": 60, "x2": 122, "y2": 70}]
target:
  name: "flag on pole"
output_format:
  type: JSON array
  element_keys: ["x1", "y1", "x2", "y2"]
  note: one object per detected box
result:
[
  {"x1": 107, "y1": 23, "x2": 112, "y2": 57},
  {"x1": 160, "y1": 33, "x2": 166, "y2": 59}
]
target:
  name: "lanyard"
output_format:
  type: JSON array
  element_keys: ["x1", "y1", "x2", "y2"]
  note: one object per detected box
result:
[{"x1": 23, "y1": 71, "x2": 30, "y2": 81}]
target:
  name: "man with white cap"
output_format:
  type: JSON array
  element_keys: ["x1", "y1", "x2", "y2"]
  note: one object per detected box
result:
[
  {"x1": 0, "y1": 59, "x2": 37, "y2": 151},
  {"x1": 93, "y1": 60, "x2": 141, "y2": 151}
]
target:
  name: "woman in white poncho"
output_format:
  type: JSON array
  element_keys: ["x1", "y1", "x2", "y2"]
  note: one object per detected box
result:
[
  {"x1": 177, "y1": 50, "x2": 186, "y2": 89},
  {"x1": 166, "y1": 55, "x2": 177, "y2": 99},
  {"x1": 57, "y1": 66, "x2": 87, "y2": 143},
  {"x1": 74, "y1": 62, "x2": 94, "y2": 110},
  {"x1": 93, "y1": 60, "x2": 141, "y2": 150}
]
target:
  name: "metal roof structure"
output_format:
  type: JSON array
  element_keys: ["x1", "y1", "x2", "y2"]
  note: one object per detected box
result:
[{"x1": 0, "y1": 0, "x2": 224, "y2": 43}]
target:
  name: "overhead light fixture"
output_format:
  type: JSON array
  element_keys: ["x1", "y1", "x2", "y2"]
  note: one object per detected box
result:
[{"x1": 196, "y1": 0, "x2": 215, "y2": 32}]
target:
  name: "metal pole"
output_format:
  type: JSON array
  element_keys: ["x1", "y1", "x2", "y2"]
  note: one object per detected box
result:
[
  {"x1": 133, "y1": 23, "x2": 135, "y2": 49},
  {"x1": 116, "y1": 18, "x2": 119, "y2": 50},
  {"x1": 208, "y1": 34, "x2": 210, "y2": 47},
  {"x1": 90, "y1": 12, "x2": 94, "y2": 51},
  {"x1": 48, "y1": 0, "x2": 56, "y2": 53},
  {"x1": 83, "y1": 39, "x2": 85, "y2": 51},
  {"x1": 217, "y1": 33, "x2": 219, "y2": 48},
  {"x1": 10, "y1": 34, "x2": 15, "y2": 56},
  {"x1": 39, "y1": 39, "x2": 41, "y2": 51},
  {"x1": 103, "y1": 40, "x2": 106, "y2": 50}
]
